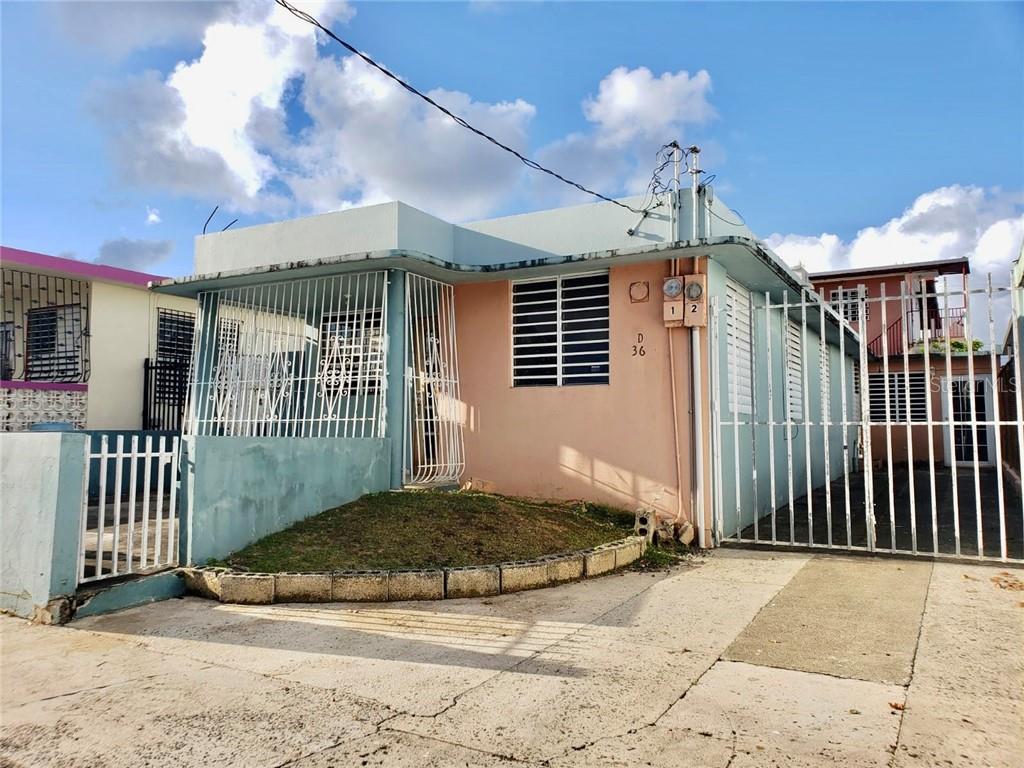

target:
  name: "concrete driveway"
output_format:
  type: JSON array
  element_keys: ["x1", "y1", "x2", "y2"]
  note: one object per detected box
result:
[{"x1": 2, "y1": 550, "x2": 1021, "y2": 767}]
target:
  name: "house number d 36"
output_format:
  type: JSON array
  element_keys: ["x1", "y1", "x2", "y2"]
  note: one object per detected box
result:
[{"x1": 632, "y1": 332, "x2": 646, "y2": 357}]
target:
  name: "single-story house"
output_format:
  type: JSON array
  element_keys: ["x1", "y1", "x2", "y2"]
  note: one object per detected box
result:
[
  {"x1": 1, "y1": 247, "x2": 196, "y2": 431},
  {"x1": 154, "y1": 181, "x2": 855, "y2": 555}
]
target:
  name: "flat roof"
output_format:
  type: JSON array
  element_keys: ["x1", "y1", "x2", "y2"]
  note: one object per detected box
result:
[
  {"x1": 151, "y1": 234, "x2": 862, "y2": 353},
  {"x1": 0, "y1": 246, "x2": 166, "y2": 288},
  {"x1": 151, "y1": 236, "x2": 775, "y2": 293},
  {"x1": 809, "y1": 256, "x2": 970, "y2": 281}
]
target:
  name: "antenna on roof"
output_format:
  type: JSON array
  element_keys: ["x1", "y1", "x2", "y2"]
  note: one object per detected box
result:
[{"x1": 202, "y1": 206, "x2": 219, "y2": 235}]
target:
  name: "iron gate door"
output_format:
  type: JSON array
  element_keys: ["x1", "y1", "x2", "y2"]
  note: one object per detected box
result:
[
  {"x1": 711, "y1": 273, "x2": 1024, "y2": 563},
  {"x1": 403, "y1": 274, "x2": 465, "y2": 485}
]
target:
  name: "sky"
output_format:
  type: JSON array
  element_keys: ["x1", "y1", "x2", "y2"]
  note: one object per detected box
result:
[{"x1": 1, "y1": 0, "x2": 1022, "y2": 282}]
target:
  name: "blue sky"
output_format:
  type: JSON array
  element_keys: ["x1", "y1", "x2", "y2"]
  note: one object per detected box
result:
[{"x1": 2, "y1": 1, "x2": 1022, "y2": 279}]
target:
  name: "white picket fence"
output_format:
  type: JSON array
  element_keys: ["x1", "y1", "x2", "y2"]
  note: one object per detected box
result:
[{"x1": 78, "y1": 434, "x2": 181, "y2": 584}]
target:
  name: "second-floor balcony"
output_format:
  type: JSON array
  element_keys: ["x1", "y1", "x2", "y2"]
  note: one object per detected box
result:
[{"x1": 867, "y1": 304, "x2": 966, "y2": 357}]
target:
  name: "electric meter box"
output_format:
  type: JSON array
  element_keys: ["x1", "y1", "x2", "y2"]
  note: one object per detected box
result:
[
  {"x1": 682, "y1": 274, "x2": 708, "y2": 327},
  {"x1": 662, "y1": 274, "x2": 707, "y2": 327}
]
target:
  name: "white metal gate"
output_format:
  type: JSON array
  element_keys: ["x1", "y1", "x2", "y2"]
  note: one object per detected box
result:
[
  {"x1": 403, "y1": 274, "x2": 465, "y2": 485},
  {"x1": 711, "y1": 273, "x2": 1024, "y2": 563},
  {"x1": 79, "y1": 434, "x2": 181, "y2": 584}
]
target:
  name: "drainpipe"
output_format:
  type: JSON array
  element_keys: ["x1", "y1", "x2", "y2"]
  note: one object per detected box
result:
[
  {"x1": 689, "y1": 146, "x2": 705, "y2": 544},
  {"x1": 668, "y1": 143, "x2": 685, "y2": 524}
]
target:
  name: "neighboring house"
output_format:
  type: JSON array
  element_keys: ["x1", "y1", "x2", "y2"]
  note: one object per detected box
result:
[
  {"x1": 0, "y1": 247, "x2": 196, "y2": 432},
  {"x1": 808, "y1": 258, "x2": 999, "y2": 469},
  {"x1": 153, "y1": 182, "x2": 853, "y2": 552}
]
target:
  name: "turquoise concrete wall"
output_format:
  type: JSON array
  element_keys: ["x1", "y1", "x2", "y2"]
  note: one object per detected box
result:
[
  {"x1": 181, "y1": 436, "x2": 391, "y2": 564},
  {"x1": 0, "y1": 432, "x2": 86, "y2": 618},
  {"x1": 385, "y1": 269, "x2": 407, "y2": 488},
  {"x1": 711, "y1": 275, "x2": 857, "y2": 539},
  {"x1": 74, "y1": 570, "x2": 185, "y2": 619}
]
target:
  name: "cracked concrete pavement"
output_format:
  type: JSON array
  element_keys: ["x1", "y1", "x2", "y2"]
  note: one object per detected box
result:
[{"x1": 1, "y1": 549, "x2": 1021, "y2": 767}]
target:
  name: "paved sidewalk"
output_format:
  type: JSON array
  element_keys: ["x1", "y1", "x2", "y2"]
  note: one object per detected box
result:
[{"x1": 1, "y1": 550, "x2": 1021, "y2": 767}]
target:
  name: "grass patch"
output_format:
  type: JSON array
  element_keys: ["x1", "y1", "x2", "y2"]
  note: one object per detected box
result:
[{"x1": 212, "y1": 490, "x2": 636, "y2": 572}]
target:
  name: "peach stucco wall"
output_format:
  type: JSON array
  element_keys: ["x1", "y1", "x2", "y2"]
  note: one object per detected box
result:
[{"x1": 455, "y1": 261, "x2": 708, "y2": 531}]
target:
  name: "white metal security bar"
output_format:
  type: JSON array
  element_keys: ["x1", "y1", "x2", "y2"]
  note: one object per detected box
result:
[
  {"x1": 78, "y1": 435, "x2": 180, "y2": 584},
  {"x1": 404, "y1": 274, "x2": 465, "y2": 485},
  {"x1": 511, "y1": 272, "x2": 611, "y2": 387},
  {"x1": 186, "y1": 272, "x2": 389, "y2": 438},
  {"x1": 712, "y1": 274, "x2": 1024, "y2": 563}
]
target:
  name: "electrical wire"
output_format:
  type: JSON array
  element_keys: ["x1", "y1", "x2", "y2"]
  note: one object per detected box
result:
[
  {"x1": 704, "y1": 200, "x2": 746, "y2": 227},
  {"x1": 275, "y1": 0, "x2": 669, "y2": 216}
]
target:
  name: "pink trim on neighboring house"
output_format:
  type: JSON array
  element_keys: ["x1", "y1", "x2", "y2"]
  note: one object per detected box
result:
[
  {"x1": 0, "y1": 246, "x2": 167, "y2": 288},
  {"x1": 1, "y1": 380, "x2": 88, "y2": 392}
]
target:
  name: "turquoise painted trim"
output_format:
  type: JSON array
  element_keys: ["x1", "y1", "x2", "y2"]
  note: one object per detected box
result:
[
  {"x1": 50, "y1": 433, "x2": 87, "y2": 599},
  {"x1": 183, "y1": 436, "x2": 391, "y2": 565},
  {"x1": 0, "y1": 432, "x2": 87, "y2": 618},
  {"x1": 385, "y1": 269, "x2": 407, "y2": 489},
  {"x1": 153, "y1": 238, "x2": 781, "y2": 295},
  {"x1": 74, "y1": 570, "x2": 185, "y2": 619}
]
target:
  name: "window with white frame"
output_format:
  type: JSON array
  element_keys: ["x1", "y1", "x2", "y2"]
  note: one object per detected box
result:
[
  {"x1": 829, "y1": 287, "x2": 867, "y2": 323},
  {"x1": 868, "y1": 372, "x2": 927, "y2": 422},
  {"x1": 512, "y1": 272, "x2": 610, "y2": 387},
  {"x1": 785, "y1": 319, "x2": 804, "y2": 420},
  {"x1": 725, "y1": 277, "x2": 753, "y2": 414},
  {"x1": 319, "y1": 309, "x2": 385, "y2": 395}
]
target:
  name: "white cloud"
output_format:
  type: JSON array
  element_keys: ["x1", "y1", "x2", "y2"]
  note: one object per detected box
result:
[
  {"x1": 145, "y1": 206, "x2": 161, "y2": 225},
  {"x1": 766, "y1": 186, "x2": 1024, "y2": 340},
  {"x1": 583, "y1": 67, "x2": 715, "y2": 149},
  {"x1": 532, "y1": 67, "x2": 715, "y2": 207},
  {"x1": 286, "y1": 55, "x2": 535, "y2": 219},
  {"x1": 95, "y1": 238, "x2": 174, "y2": 271},
  {"x1": 86, "y1": 1, "x2": 716, "y2": 221},
  {"x1": 766, "y1": 186, "x2": 1024, "y2": 285},
  {"x1": 52, "y1": 0, "x2": 235, "y2": 59}
]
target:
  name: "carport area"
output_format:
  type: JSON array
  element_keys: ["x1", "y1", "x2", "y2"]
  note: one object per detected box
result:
[
  {"x1": 2, "y1": 550, "x2": 1021, "y2": 767},
  {"x1": 739, "y1": 467, "x2": 1024, "y2": 560}
]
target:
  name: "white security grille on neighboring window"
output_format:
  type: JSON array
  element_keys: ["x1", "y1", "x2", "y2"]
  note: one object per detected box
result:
[
  {"x1": 725, "y1": 277, "x2": 753, "y2": 414},
  {"x1": 785, "y1": 318, "x2": 804, "y2": 420},
  {"x1": 512, "y1": 272, "x2": 609, "y2": 387},
  {"x1": 868, "y1": 372, "x2": 927, "y2": 422},
  {"x1": 829, "y1": 287, "x2": 867, "y2": 323}
]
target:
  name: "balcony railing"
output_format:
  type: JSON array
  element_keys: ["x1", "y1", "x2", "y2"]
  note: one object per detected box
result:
[{"x1": 867, "y1": 305, "x2": 967, "y2": 357}]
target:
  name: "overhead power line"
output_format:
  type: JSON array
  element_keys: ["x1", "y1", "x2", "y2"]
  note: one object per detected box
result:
[{"x1": 275, "y1": 0, "x2": 666, "y2": 216}]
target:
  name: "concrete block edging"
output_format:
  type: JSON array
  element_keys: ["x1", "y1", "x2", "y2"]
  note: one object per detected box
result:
[{"x1": 181, "y1": 536, "x2": 646, "y2": 605}]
